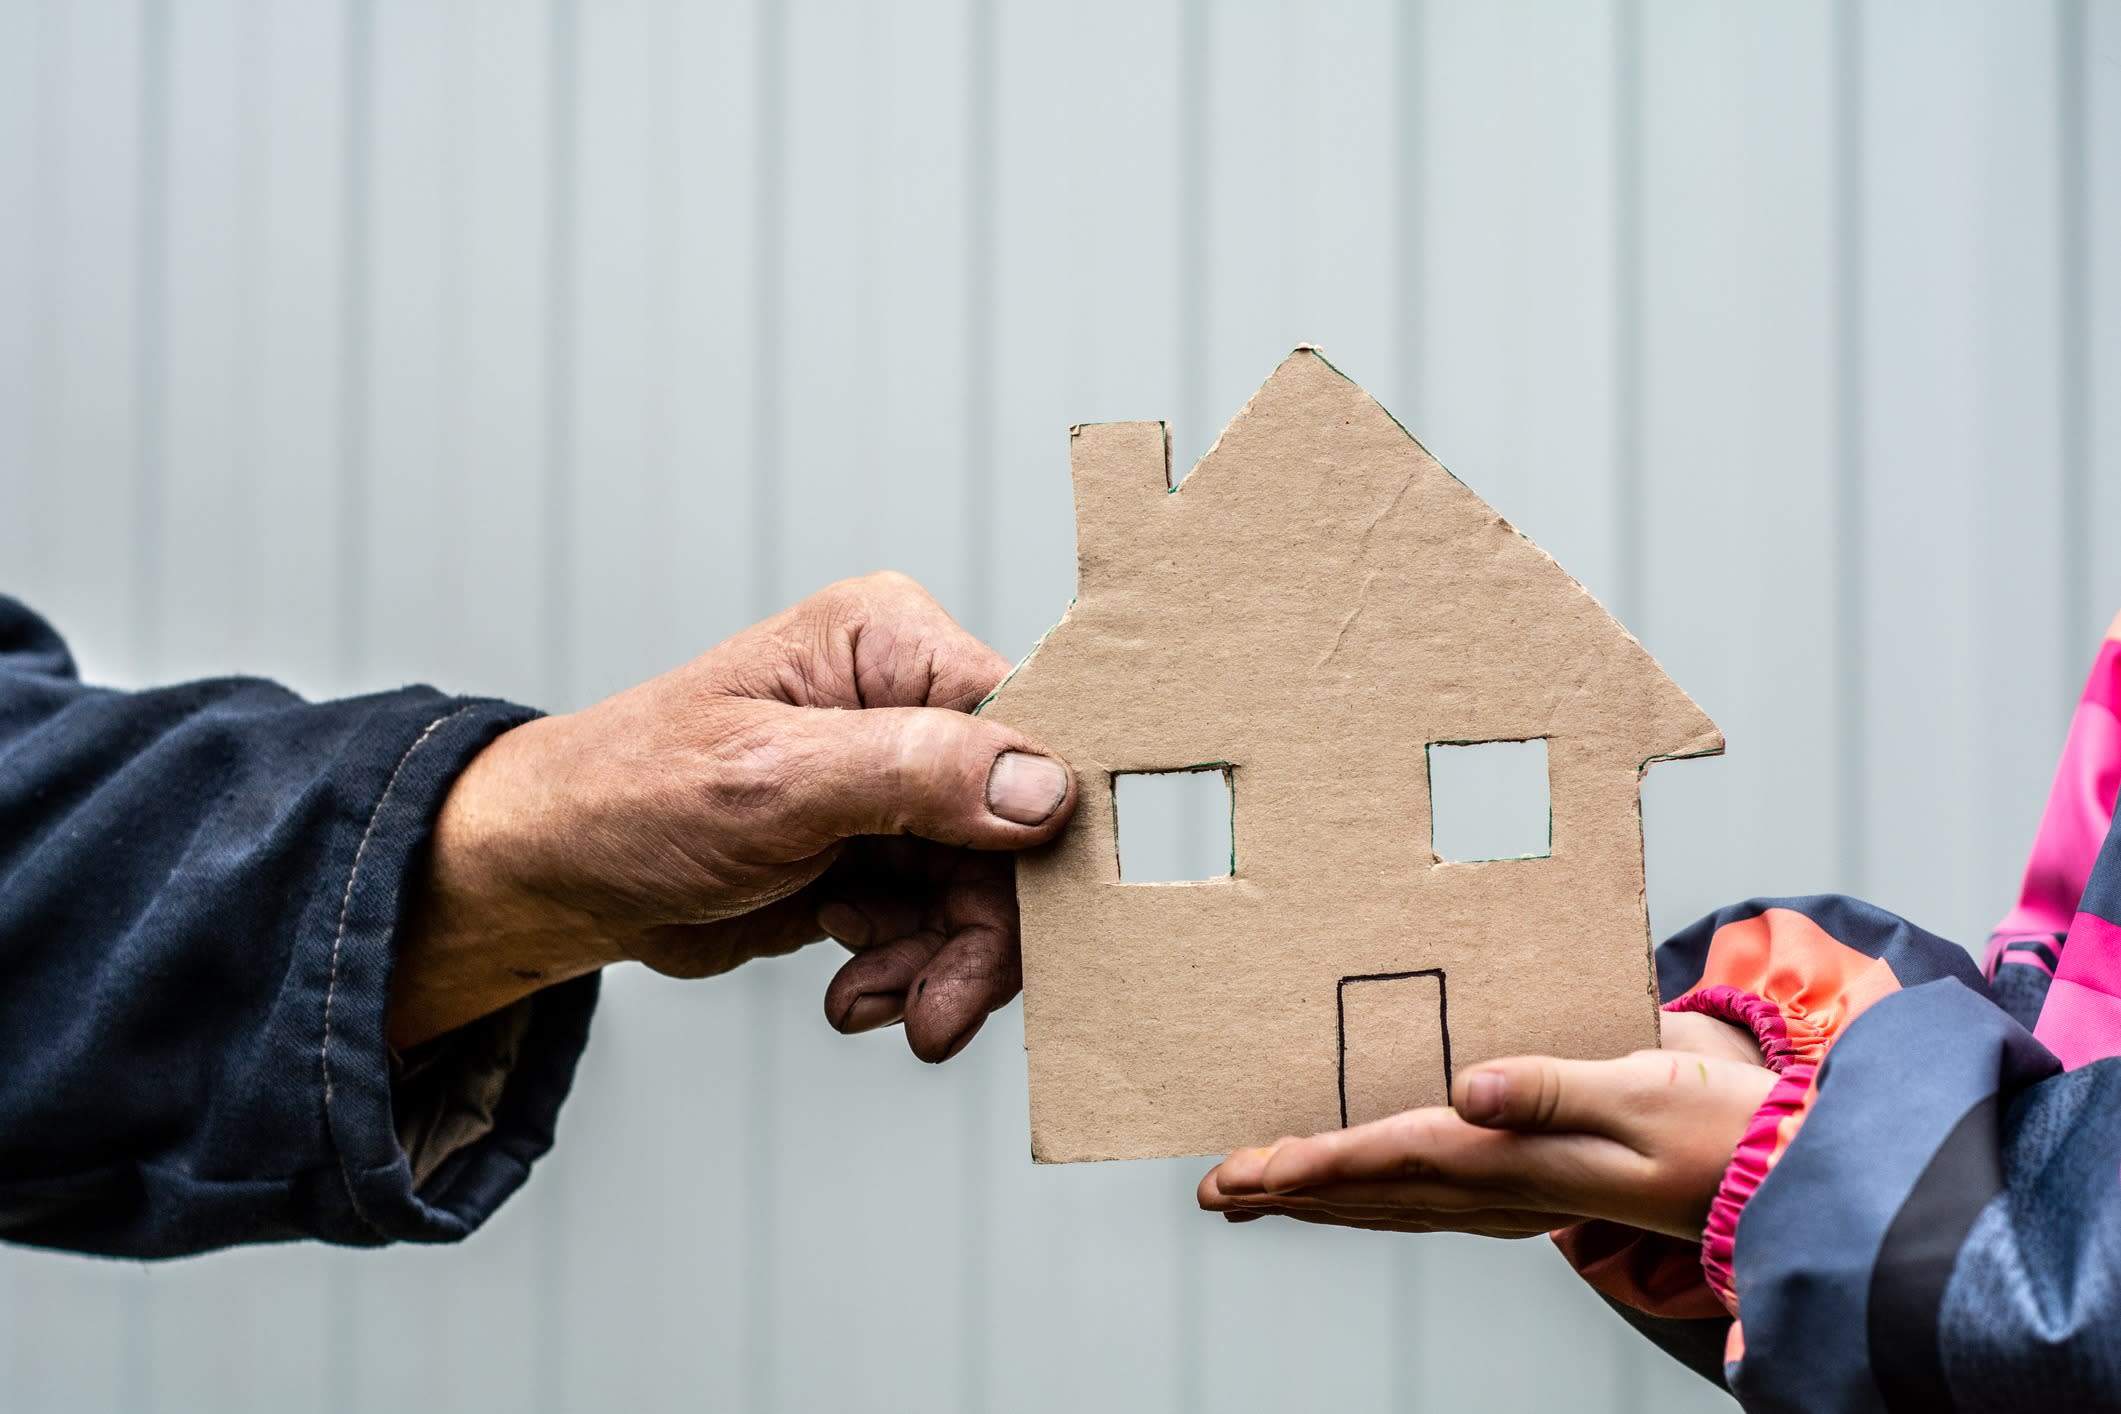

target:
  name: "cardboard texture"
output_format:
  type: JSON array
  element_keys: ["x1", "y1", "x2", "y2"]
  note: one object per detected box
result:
[{"x1": 983, "y1": 348, "x2": 1724, "y2": 1163}]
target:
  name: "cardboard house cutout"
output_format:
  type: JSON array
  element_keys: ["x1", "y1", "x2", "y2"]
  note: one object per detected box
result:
[{"x1": 982, "y1": 348, "x2": 1723, "y2": 1163}]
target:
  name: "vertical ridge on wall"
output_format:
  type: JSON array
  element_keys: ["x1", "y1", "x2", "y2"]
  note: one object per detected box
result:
[
  {"x1": 2094, "y1": 1, "x2": 2121, "y2": 623},
  {"x1": 1610, "y1": 0, "x2": 1643, "y2": 631},
  {"x1": 748, "y1": 0, "x2": 786, "y2": 625},
  {"x1": 127, "y1": 0, "x2": 169, "y2": 680},
  {"x1": 2055, "y1": 0, "x2": 2090, "y2": 663},
  {"x1": 538, "y1": 0, "x2": 578, "y2": 713},
  {"x1": 0, "y1": 0, "x2": 54, "y2": 589},
  {"x1": 1831, "y1": 0, "x2": 1868, "y2": 898},
  {"x1": 332, "y1": 0, "x2": 372, "y2": 694},
  {"x1": 1391, "y1": 0, "x2": 1427, "y2": 424}
]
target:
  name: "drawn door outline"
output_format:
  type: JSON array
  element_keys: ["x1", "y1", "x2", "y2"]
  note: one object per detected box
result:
[{"x1": 1336, "y1": 969, "x2": 1453, "y2": 1128}]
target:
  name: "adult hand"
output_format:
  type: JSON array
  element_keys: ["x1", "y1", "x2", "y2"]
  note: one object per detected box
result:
[
  {"x1": 1197, "y1": 1012, "x2": 1774, "y2": 1241},
  {"x1": 389, "y1": 572, "x2": 1077, "y2": 1058}
]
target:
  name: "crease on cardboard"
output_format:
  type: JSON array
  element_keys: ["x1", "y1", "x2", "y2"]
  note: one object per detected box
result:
[
  {"x1": 1315, "y1": 570, "x2": 1379, "y2": 669},
  {"x1": 985, "y1": 347, "x2": 1723, "y2": 1162}
]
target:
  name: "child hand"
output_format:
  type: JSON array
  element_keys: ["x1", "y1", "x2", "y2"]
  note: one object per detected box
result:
[{"x1": 1198, "y1": 1043, "x2": 1775, "y2": 1242}]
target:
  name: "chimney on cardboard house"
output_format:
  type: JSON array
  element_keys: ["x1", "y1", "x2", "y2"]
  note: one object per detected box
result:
[{"x1": 1067, "y1": 420, "x2": 1170, "y2": 590}]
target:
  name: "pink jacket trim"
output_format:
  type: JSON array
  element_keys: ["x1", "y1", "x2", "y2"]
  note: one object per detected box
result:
[{"x1": 1701, "y1": 1062, "x2": 1817, "y2": 1313}]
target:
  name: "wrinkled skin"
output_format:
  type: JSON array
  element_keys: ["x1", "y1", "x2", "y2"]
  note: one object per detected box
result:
[
  {"x1": 390, "y1": 572, "x2": 1078, "y2": 1061},
  {"x1": 1197, "y1": 1011, "x2": 1777, "y2": 1241}
]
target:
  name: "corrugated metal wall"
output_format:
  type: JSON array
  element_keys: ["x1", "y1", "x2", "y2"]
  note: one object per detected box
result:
[{"x1": 1, "y1": 2, "x2": 2115, "y2": 1410}]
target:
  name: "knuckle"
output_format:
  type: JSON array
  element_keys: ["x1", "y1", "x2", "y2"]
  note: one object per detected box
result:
[
  {"x1": 744, "y1": 635, "x2": 819, "y2": 701},
  {"x1": 794, "y1": 580, "x2": 873, "y2": 648},
  {"x1": 893, "y1": 711, "x2": 975, "y2": 794},
  {"x1": 830, "y1": 570, "x2": 928, "y2": 626},
  {"x1": 1532, "y1": 1065, "x2": 1564, "y2": 1128},
  {"x1": 852, "y1": 710, "x2": 976, "y2": 839}
]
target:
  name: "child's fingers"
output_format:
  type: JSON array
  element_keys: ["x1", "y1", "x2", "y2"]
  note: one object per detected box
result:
[
  {"x1": 1232, "y1": 1175, "x2": 1556, "y2": 1217},
  {"x1": 1254, "y1": 1107, "x2": 1526, "y2": 1194},
  {"x1": 1223, "y1": 1202, "x2": 1564, "y2": 1239},
  {"x1": 1199, "y1": 1139, "x2": 1300, "y2": 1200}
]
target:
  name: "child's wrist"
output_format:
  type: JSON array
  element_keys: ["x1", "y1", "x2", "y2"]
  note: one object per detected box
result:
[{"x1": 1665, "y1": 985, "x2": 1802, "y2": 1073}]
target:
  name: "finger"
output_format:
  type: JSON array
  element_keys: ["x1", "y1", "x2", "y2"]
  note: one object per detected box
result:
[
  {"x1": 771, "y1": 704, "x2": 1077, "y2": 850},
  {"x1": 902, "y1": 855, "x2": 1022, "y2": 1062},
  {"x1": 838, "y1": 990, "x2": 906, "y2": 1033},
  {"x1": 1264, "y1": 1206, "x2": 1558, "y2": 1240},
  {"x1": 1220, "y1": 1179, "x2": 1525, "y2": 1217},
  {"x1": 809, "y1": 838, "x2": 940, "y2": 949},
  {"x1": 834, "y1": 571, "x2": 1016, "y2": 713},
  {"x1": 1225, "y1": 1196, "x2": 1565, "y2": 1230},
  {"x1": 814, "y1": 889, "x2": 925, "y2": 952},
  {"x1": 1217, "y1": 1203, "x2": 1433, "y2": 1235},
  {"x1": 1203, "y1": 1141, "x2": 1299, "y2": 1199},
  {"x1": 1452, "y1": 1054, "x2": 1660, "y2": 1139},
  {"x1": 1198, "y1": 1147, "x2": 1297, "y2": 1210},
  {"x1": 823, "y1": 931, "x2": 943, "y2": 1034},
  {"x1": 1216, "y1": 1157, "x2": 1625, "y2": 1218},
  {"x1": 739, "y1": 573, "x2": 1012, "y2": 712},
  {"x1": 1270, "y1": 1197, "x2": 1573, "y2": 1235},
  {"x1": 1256, "y1": 1108, "x2": 1520, "y2": 1193},
  {"x1": 624, "y1": 890, "x2": 825, "y2": 979}
]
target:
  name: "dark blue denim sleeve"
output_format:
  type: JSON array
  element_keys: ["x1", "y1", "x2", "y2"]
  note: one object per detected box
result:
[{"x1": 0, "y1": 595, "x2": 599, "y2": 1257}]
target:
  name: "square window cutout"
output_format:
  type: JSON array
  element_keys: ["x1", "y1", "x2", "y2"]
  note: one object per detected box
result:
[
  {"x1": 1114, "y1": 767, "x2": 1234, "y2": 883},
  {"x1": 1427, "y1": 739, "x2": 1551, "y2": 863}
]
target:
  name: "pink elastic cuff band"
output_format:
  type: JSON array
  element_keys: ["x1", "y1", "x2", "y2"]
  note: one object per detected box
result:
[
  {"x1": 1699, "y1": 1062, "x2": 1817, "y2": 1313},
  {"x1": 1665, "y1": 985, "x2": 1802, "y2": 1073}
]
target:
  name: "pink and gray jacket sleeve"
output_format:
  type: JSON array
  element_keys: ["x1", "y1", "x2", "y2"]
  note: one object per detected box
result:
[{"x1": 1560, "y1": 615, "x2": 2121, "y2": 1409}]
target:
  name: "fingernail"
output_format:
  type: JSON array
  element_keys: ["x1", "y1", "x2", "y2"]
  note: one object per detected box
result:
[
  {"x1": 1465, "y1": 1071, "x2": 1508, "y2": 1123},
  {"x1": 839, "y1": 992, "x2": 904, "y2": 1033},
  {"x1": 986, "y1": 751, "x2": 1069, "y2": 825},
  {"x1": 817, "y1": 901, "x2": 871, "y2": 948}
]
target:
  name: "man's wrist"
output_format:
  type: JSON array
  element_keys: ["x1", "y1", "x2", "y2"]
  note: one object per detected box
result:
[{"x1": 388, "y1": 717, "x2": 626, "y2": 1049}]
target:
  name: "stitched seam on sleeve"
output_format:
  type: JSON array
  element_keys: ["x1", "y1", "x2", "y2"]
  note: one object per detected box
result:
[{"x1": 320, "y1": 706, "x2": 473, "y2": 1232}]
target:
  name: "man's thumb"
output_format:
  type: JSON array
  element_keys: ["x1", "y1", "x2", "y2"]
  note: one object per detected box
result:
[{"x1": 780, "y1": 705, "x2": 1077, "y2": 849}]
